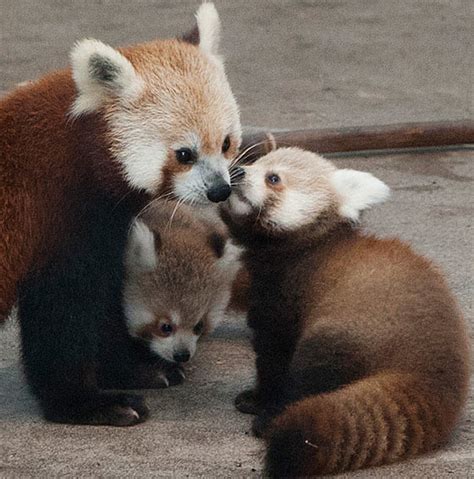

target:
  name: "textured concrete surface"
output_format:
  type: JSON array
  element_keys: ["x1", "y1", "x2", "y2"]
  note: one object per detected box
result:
[
  {"x1": 0, "y1": 1, "x2": 472, "y2": 478},
  {"x1": 1, "y1": 0, "x2": 472, "y2": 128}
]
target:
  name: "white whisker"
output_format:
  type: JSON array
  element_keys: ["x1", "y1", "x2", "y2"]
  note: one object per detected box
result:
[
  {"x1": 231, "y1": 140, "x2": 269, "y2": 167},
  {"x1": 136, "y1": 191, "x2": 174, "y2": 219},
  {"x1": 166, "y1": 193, "x2": 192, "y2": 230},
  {"x1": 127, "y1": 191, "x2": 175, "y2": 235},
  {"x1": 111, "y1": 189, "x2": 135, "y2": 212}
]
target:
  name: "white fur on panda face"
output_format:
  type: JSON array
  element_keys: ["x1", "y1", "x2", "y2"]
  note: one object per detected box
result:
[
  {"x1": 124, "y1": 306, "x2": 200, "y2": 363},
  {"x1": 123, "y1": 218, "x2": 242, "y2": 362},
  {"x1": 70, "y1": 3, "x2": 241, "y2": 201},
  {"x1": 226, "y1": 147, "x2": 389, "y2": 231},
  {"x1": 227, "y1": 160, "x2": 267, "y2": 215},
  {"x1": 173, "y1": 155, "x2": 232, "y2": 205},
  {"x1": 148, "y1": 312, "x2": 199, "y2": 363},
  {"x1": 227, "y1": 149, "x2": 335, "y2": 231}
]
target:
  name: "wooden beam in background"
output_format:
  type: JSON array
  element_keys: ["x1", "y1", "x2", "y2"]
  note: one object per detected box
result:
[{"x1": 239, "y1": 120, "x2": 474, "y2": 162}]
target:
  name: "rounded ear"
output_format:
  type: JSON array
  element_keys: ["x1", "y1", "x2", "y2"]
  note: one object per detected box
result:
[
  {"x1": 126, "y1": 220, "x2": 160, "y2": 271},
  {"x1": 70, "y1": 38, "x2": 143, "y2": 116},
  {"x1": 195, "y1": 2, "x2": 221, "y2": 56},
  {"x1": 330, "y1": 169, "x2": 390, "y2": 222}
]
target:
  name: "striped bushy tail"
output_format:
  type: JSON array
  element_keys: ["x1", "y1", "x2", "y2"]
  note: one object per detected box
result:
[{"x1": 265, "y1": 371, "x2": 463, "y2": 477}]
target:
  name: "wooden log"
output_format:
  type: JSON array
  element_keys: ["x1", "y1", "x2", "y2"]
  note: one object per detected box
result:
[{"x1": 239, "y1": 120, "x2": 474, "y2": 162}]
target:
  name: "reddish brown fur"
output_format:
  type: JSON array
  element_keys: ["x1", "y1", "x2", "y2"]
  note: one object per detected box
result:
[
  {"x1": 158, "y1": 150, "x2": 194, "y2": 197},
  {"x1": 123, "y1": 201, "x2": 239, "y2": 360},
  {"x1": 227, "y1": 266, "x2": 251, "y2": 313},
  {"x1": 119, "y1": 40, "x2": 241, "y2": 158},
  {"x1": 224, "y1": 212, "x2": 470, "y2": 476},
  {"x1": 1, "y1": 4, "x2": 242, "y2": 425},
  {"x1": 0, "y1": 35, "x2": 238, "y2": 322},
  {"x1": 0, "y1": 69, "x2": 148, "y2": 321},
  {"x1": 136, "y1": 319, "x2": 174, "y2": 340},
  {"x1": 1, "y1": 72, "x2": 92, "y2": 319},
  {"x1": 268, "y1": 231, "x2": 469, "y2": 476}
]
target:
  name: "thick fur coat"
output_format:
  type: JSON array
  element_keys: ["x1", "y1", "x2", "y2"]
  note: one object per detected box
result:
[
  {"x1": 117, "y1": 201, "x2": 241, "y2": 388},
  {"x1": 0, "y1": 3, "x2": 241, "y2": 425},
  {"x1": 222, "y1": 148, "x2": 470, "y2": 476}
]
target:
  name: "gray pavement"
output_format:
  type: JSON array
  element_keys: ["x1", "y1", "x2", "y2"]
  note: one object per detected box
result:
[{"x1": 1, "y1": 1, "x2": 472, "y2": 478}]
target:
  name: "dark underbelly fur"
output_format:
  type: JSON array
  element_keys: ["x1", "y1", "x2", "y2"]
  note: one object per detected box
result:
[
  {"x1": 237, "y1": 259, "x2": 364, "y2": 435},
  {"x1": 17, "y1": 193, "x2": 155, "y2": 426}
]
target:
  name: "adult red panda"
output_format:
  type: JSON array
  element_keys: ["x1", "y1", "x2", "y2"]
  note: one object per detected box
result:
[
  {"x1": 0, "y1": 3, "x2": 242, "y2": 426},
  {"x1": 221, "y1": 148, "x2": 470, "y2": 476}
]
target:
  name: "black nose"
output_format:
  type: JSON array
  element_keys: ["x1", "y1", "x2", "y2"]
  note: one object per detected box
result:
[
  {"x1": 173, "y1": 351, "x2": 191, "y2": 363},
  {"x1": 207, "y1": 183, "x2": 232, "y2": 203},
  {"x1": 231, "y1": 166, "x2": 246, "y2": 182}
]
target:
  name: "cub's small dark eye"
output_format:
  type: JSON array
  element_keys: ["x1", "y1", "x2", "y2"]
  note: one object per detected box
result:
[
  {"x1": 160, "y1": 323, "x2": 173, "y2": 336},
  {"x1": 175, "y1": 148, "x2": 196, "y2": 165},
  {"x1": 266, "y1": 173, "x2": 281, "y2": 185},
  {"x1": 193, "y1": 320, "x2": 204, "y2": 335},
  {"x1": 222, "y1": 135, "x2": 231, "y2": 153}
]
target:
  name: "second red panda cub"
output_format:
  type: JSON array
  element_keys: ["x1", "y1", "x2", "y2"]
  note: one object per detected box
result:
[
  {"x1": 121, "y1": 202, "x2": 241, "y2": 387},
  {"x1": 221, "y1": 148, "x2": 470, "y2": 477}
]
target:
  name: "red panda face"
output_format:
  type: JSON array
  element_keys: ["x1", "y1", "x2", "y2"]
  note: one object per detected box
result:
[
  {"x1": 122, "y1": 205, "x2": 242, "y2": 363},
  {"x1": 127, "y1": 310, "x2": 203, "y2": 363},
  {"x1": 225, "y1": 147, "x2": 390, "y2": 233},
  {"x1": 70, "y1": 3, "x2": 241, "y2": 205}
]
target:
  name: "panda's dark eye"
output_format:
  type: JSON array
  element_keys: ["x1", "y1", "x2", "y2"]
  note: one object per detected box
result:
[
  {"x1": 160, "y1": 323, "x2": 174, "y2": 336},
  {"x1": 266, "y1": 173, "x2": 281, "y2": 185},
  {"x1": 222, "y1": 135, "x2": 231, "y2": 153},
  {"x1": 193, "y1": 320, "x2": 204, "y2": 335},
  {"x1": 175, "y1": 148, "x2": 196, "y2": 165}
]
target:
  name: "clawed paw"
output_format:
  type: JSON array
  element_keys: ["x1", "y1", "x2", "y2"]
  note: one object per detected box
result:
[
  {"x1": 85, "y1": 392, "x2": 149, "y2": 426},
  {"x1": 44, "y1": 392, "x2": 149, "y2": 427},
  {"x1": 158, "y1": 365, "x2": 186, "y2": 388}
]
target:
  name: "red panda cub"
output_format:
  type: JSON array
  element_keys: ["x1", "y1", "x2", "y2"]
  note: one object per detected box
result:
[
  {"x1": 221, "y1": 148, "x2": 470, "y2": 477},
  {"x1": 0, "y1": 3, "x2": 242, "y2": 425},
  {"x1": 116, "y1": 201, "x2": 241, "y2": 389}
]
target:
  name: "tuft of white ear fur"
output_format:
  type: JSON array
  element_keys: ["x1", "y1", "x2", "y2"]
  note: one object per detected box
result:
[
  {"x1": 126, "y1": 220, "x2": 158, "y2": 272},
  {"x1": 331, "y1": 169, "x2": 390, "y2": 221},
  {"x1": 195, "y1": 2, "x2": 221, "y2": 56},
  {"x1": 70, "y1": 38, "x2": 143, "y2": 116}
]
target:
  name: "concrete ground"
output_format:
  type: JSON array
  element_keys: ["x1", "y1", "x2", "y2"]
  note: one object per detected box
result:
[{"x1": 1, "y1": 1, "x2": 472, "y2": 478}]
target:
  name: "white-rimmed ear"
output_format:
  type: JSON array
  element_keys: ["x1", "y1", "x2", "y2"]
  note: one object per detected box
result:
[
  {"x1": 331, "y1": 169, "x2": 390, "y2": 221},
  {"x1": 195, "y1": 2, "x2": 221, "y2": 56},
  {"x1": 70, "y1": 39, "x2": 143, "y2": 116},
  {"x1": 126, "y1": 220, "x2": 158, "y2": 272}
]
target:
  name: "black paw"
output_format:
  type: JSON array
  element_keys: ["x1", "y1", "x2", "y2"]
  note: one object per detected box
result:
[
  {"x1": 165, "y1": 365, "x2": 186, "y2": 387},
  {"x1": 235, "y1": 388, "x2": 263, "y2": 415},
  {"x1": 144, "y1": 364, "x2": 186, "y2": 389},
  {"x1": 99, "y1": 363, "x2": 186, "y2": 389},
  {"x1": 43, "y1": 392, "x2": 149, "y2": 426}
]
